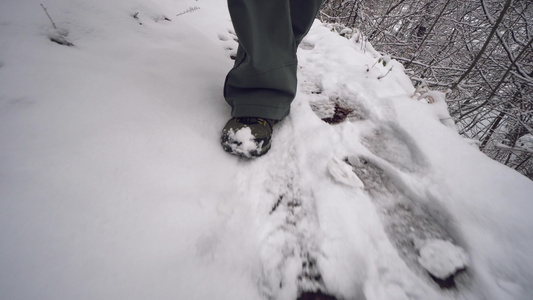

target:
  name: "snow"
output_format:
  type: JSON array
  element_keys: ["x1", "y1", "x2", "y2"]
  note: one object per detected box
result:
[
  {"x1": 224, "y1": 127, "x2": 262, "y2": 158},
  {"x1": 516, "y1": 134, "x2": 533, "y2": 151},
  {"x1": 1, "y1": 0, "x2": 533, "y2": 300},
  {"x1": 418, "y1": 239, "x2": 468, "y2": 280},
  {"x1": 327, "y1": 156, "x2": 365, "y2": 188}
]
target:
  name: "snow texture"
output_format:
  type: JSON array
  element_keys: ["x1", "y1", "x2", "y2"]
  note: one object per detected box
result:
[
  {"x1": 327, "y1": 156, "x2": 365, "y2": 188},
  {"x1": 1, "y1": 0, "x2": 533, "y2": 300},
  {"x1": 418, "y1": 239, "x2": 468, "y2": 280},
  {"x1": 225, "y1": 127, "x2": 262, "y2": 158}
]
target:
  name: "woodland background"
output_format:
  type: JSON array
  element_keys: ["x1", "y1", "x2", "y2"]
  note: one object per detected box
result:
[{"x1": 320, "y1": 0, "x2": 533, "y2": 179}]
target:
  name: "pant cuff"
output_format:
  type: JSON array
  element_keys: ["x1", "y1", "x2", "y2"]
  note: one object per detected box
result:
[{"x1": 231, "y1": 104, "x2": 290, "y2": 120}]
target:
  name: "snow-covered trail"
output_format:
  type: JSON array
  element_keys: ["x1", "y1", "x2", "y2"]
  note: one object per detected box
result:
[{"x1": 1, "y1": 0, "x2": 533, "y2": 299}]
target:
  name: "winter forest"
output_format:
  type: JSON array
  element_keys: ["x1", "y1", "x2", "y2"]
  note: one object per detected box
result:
[{"x1": 320, "y1": 0, "x2": 533, "y2": 180}]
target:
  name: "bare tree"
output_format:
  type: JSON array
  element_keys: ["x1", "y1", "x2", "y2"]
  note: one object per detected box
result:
[{"x1": 320, "y1": 0, "x2": 533, "y2": 179}]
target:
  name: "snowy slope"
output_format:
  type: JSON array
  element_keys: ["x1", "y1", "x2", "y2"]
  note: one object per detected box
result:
[{"x1": 1, "y1": 0, "x2": 533, "y2": 300}]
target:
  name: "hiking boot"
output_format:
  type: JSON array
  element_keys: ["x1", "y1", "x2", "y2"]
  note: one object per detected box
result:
[{"x1": 221, "y1": 117, "x2": 276, "y2": 158}]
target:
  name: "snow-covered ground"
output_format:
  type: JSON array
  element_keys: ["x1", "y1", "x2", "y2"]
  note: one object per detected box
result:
[{"x1": 1, "y1": 0, "x2": 533, "y2": 299}]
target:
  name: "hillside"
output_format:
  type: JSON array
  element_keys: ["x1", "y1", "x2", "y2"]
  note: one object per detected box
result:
[{"x1": 1, "y1": 1, "x2": 533, "y2": 299}]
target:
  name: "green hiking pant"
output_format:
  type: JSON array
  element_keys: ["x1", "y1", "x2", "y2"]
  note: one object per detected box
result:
[{"x1": 224, "y1": 0, "x2": 324, "y2": 120}]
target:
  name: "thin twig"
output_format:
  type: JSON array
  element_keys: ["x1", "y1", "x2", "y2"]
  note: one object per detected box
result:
[
  {"x1": 176, "y1": 7, "x2": 200, "y2": 17},
  {"x1": 378, "y1": 66, "x2": 394, "y2": 80},
  {"x1": 40, "y1": 4, "x2": 57, "y2": 29}
]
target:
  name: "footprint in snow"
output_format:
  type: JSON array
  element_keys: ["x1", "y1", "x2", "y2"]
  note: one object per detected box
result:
[
  {"x1": 346, "y1": 156, "x2": 469, "y2": 289},
  {"x1": 299, "y1": 40, "x2": 315, "y2": 50},
  {"x1": 309, "y1": 96, "x2": 369, "y2": 125},
  {"x1": 361, "y1": 123, "x2": 428, "y2": 173},
  {"x1": 218, "y1": 29, "x2": 238, "y2": 60}
]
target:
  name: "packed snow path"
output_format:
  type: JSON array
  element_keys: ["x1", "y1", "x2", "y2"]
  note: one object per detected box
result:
[{"x1": 1, "y1": 1, "x2": 533, "y2": 300}]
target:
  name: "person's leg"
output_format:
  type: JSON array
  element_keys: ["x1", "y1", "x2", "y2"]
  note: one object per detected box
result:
[
  {"x1": 290, "y1": 0, "x2": 324, "y2": 46},
  {"x1": 222, "y1": 0, "x2": 324, "y2": 157},
  {"x1": 224, "y1": 0, "x2": 324, "y2": 121},
  {"x1": 224, "y1": 0, "x2": 297, "y2": 120}
]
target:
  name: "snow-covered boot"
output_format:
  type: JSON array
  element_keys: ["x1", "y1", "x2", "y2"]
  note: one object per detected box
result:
[{"x1": 221, "y1": 117, "x2": 276, "y2": 158}]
